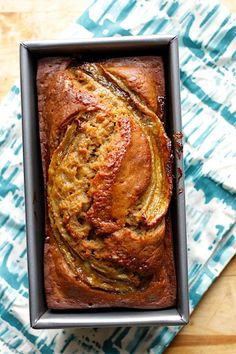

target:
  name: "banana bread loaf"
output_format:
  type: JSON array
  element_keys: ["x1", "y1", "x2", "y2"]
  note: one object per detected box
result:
[{"x1": 37, "y1": 56, "x2": 176, "y2": 309}]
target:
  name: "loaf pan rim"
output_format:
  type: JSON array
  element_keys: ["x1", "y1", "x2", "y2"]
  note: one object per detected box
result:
[{"x1": 20, "y1": 35, "x2": 189, "y2": 329}]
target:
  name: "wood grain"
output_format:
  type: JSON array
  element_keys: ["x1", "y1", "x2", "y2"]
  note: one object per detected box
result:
[
  {"x1": 0, "y1": 1, "x2": 87, "y2": 98},
  {"x1": 0, "y1": 1, "x2": 235, "y2": 353},
  {"x1": 166, "y1": 257, "x2": 236, "y2": 353}
]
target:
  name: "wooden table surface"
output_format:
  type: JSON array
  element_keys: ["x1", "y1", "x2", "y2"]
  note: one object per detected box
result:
[{"x1": 1, "y1": 1, "x2": 235, "y2": 353}]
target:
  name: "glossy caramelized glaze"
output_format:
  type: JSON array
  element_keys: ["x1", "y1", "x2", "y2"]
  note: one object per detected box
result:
[{"x1": 37, "y1": 56, "x2": 176, "y2": 309}]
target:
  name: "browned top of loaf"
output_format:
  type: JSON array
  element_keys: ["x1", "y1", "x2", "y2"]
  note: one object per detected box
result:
[{"x1": 37, "y1": 56, "x2": 176, "y2": 309}]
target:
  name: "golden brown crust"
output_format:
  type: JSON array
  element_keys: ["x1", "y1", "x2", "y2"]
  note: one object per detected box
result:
[
  {"x1": 45, "y1": 218, "x2": 175, "y2": 309},
  {"x1": 37, "y1": 56, "x2": 176, "y2": 309},
  {"x1": 86, "y1": 116, "x2": 152, "y2": 233},
  {"x1": 101, "y1": 57, "x2": 165, "y2": 117}
]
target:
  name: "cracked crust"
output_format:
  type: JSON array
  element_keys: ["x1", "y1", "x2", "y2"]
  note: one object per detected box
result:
[{"x1": 37, "y1": 56, "x2": 176, "y2": 309}]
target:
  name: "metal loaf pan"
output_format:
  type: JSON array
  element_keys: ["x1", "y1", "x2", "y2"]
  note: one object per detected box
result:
[{"x1": 20, "y1": 35, "x2": 189, "y2": 329}]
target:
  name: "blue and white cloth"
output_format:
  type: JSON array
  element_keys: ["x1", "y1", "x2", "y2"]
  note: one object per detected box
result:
[{"x1": 0, "y1": 0, "x2": 236, "y2": 353}]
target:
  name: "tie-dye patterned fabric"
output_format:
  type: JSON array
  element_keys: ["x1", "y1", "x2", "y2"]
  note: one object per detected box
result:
[{"x1": 1, "y1": 0, "x2": 236, "y2": 352}]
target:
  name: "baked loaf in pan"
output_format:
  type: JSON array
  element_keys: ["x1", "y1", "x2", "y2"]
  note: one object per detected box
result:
[{"x1": 37, "y1": 56, "x2": 176, "y2": 309}]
